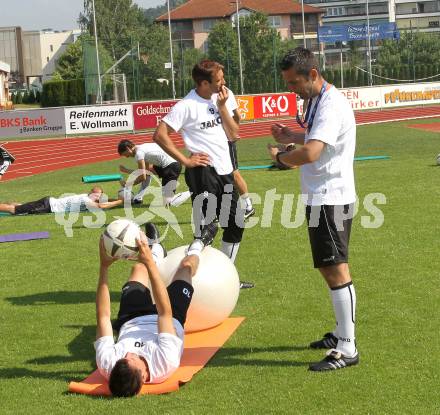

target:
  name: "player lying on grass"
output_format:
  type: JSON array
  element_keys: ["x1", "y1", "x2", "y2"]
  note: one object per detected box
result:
[
  {"x1": 0, "y1": 186, "x2": 123, "y2": 215},
  {"x1": 118, "y1": 139, "x2": 191, "y2": 207},
  {"x1": 95, "y1": 222, "x2": 218, "y2": 397},
  {"x1": 0, "y1": 144, "x2": 16, "y2": 181}
]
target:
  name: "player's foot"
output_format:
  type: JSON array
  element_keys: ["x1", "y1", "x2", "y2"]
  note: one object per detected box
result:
[
  {"x1": 309, "y1": 349, "x2": 359, "y2": 372},
  {"x1": 239, "y1": 281, "x2": 255, "y2": 289},
  {"x1": 145, "y1": 222, "x2": 160, "y2": 245},
  {"x1": 244, "y1": 207, "x2": 255, "y2": 220},
  {"x1": 132, "y1": 198, "x2": 142, "y2": 205},
  {"x1": 309, "y1": 332, "x2": 338, "y2": 349},
  {"x1": 188, "y1": 222, "x2": 218, "y2": 253},
  {"x1": 0, "y1": 146, "x2": 15, "y2": 163}
]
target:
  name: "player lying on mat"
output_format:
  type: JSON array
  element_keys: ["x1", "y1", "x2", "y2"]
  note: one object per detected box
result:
[
  {"x1": 0, "y1": 144, "x2": 16, "y2": 181},
  {"x1": 95, "y1": 222, "x2": 218, "y2": 397},
  {"x1": 0, "y1": 186, "x2": 123, "y2": 215}
]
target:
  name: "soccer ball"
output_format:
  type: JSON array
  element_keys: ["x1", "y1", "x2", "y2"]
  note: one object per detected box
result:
[
  {"x1": 436, "y1": 153, "x2": 440, "y2": 165},
  {"x1": 102, "y1": 219, "x2": 140, "y2": 259},
  {"x1": 117, "y1": 187, "x2": 134, "y2": 202}
]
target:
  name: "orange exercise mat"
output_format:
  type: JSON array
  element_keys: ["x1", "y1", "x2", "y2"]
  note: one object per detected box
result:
[{"x1": 68, "y1": 317, "x2": 244, "y2": 396}]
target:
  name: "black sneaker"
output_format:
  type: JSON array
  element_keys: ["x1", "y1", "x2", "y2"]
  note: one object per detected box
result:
[
  {"x1": 309, "y1": 349, "x2": 359, "y2": 372},
  {"x1": 244, "y1": 207, "x2": 255, "y2": 220},
  {"x1": 132, "y1": 199, "x2": 142, "y2": 205},
  {"x1": 0, "y1": 146, "x2": 15, "y2": 163},
  {"x1": 188, "y1": 222, "x2": 218, "y2": 252},
  {"x1": 239, "y1": 281, "x2": 255, "y2": 289},
  {"x1": 145, "y1": 222, "x2": 160, "y2": 245},
  {"x1": 309, "y1": 332, "x2": 338, "y2": 349}
]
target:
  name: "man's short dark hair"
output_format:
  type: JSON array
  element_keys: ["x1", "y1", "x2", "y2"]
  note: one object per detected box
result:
[
  {"x1": 280, "y1": 47, "x2": 320, "y2": 78},
  {"x1": 118, "y1": 139, "x2": 135, "y2": 155},
  {"x1": 192, "y1": 60, "x2": 224, "y2": 85},
  {"x1": 109, "y1": 358, "x2": 143, "y2": 397}
]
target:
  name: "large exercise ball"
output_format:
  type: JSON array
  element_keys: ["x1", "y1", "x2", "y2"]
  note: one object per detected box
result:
[{"x1": 156, "y1": 245, "x2": 240, "y2": 332}]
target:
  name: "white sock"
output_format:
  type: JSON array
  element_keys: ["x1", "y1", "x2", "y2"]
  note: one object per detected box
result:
[
  {"x1": 134, "y1": 176, "x2": 152, "y2": 201},
  {"x1": 150, "y1": 243, "x2": 165, "y2": 264},
  {"x1": 241, "y1": 196, "x2": 252, "y2": 210},
  {"x1": 221, "y1": 241, "x2": 240, "y2": 263},
  {"x1": 330, "y1": 282, "x2": 357, "y2": 356},
  {"x1": 169, "y1": 191, "x2": 191, "y2": 207},
  {"x1": 187, "y1": 240, "x2": 203, "y2": 257}
]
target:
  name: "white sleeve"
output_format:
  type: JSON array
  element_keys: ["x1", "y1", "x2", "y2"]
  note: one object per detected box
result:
[
  {"x1": 226, "y1": 89, "x2": 238, "y2": 113},
  {"x1": 155, "y1": 333, "x2": 183, "y2": 371},
  {"x1": 162, "y1": 101, "x2": 189, "y2": 133},
  {"x1": 94, "y1": 336, "x2": 117, "y2": 379},
  {"x1": 135, "y1": 149, "x2": 145, "y2": 162},
  {"x1": 306, "y1": 97, "x2": 341, "y2": 146}
]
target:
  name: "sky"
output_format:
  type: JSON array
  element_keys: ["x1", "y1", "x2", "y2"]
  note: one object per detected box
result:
[{"x1": 0, "y1": 0, "x2": 166, "y2": 31}]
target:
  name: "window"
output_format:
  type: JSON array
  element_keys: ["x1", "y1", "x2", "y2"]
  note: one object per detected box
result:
[
  {"x1": 202, "y1": 19, "x2": 218, "y2": 31},
  {"x1": 326, "y1": 7, "x2": 346, "y2": 16},
  {"x1": 50, "y1": 44, "x2": 53, "y2": 52},
  {"x1": 268, "y1": 15, "x2": 282, "y2": 27}
]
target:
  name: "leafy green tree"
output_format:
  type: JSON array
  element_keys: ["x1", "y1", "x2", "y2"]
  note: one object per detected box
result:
[{"x1": 377, "y1": 31, "x2": 440, "y2": 68}]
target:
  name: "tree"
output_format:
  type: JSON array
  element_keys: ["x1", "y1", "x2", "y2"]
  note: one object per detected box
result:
[
  {"x1": 377, "y1": 31, "x2": 440, "y2": 68},
  {"x1": 52, "y1": 34, "x2": 113, "y2": 81},
  {"x1": 79, "y1": 0, "x2": 147, "y2": 60},
  {"x1": 143, "y1": 0, "x2": 188, "y2": 23}
]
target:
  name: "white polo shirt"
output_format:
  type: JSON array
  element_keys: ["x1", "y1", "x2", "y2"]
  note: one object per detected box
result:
[
  {"x1": 135, "y1": 143, "x2": 176, "y2": 168},
  {"x1": 301, "y1": 86, "x2": 356, "y2": 206},
  {"x1": 94, "y1": 315, "x2": 184, "y2": 384},
  {"x1": 162, "y1": 88, "x2": 238, "y2": 175}
]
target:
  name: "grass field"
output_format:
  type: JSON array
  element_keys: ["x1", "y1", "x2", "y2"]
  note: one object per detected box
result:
[{"x1": 0, "y1": 118, "x2": 439, "y2": 414}]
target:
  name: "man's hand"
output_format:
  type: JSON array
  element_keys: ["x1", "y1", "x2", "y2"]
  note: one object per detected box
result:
[
  {"x1": 217, "y1": 86, "x2": 229, "y2": 108},
  {"x1": 271, "y1": 123, "x2": 292, "y2": 143},
  {"x1": 185, "y1": 152, "x2": 211, "y2": 168},
  {"x1": 119, "y1": 178, "x2": 126, "y2": 187},
  {"x1": 99, "y1": 237, "x2": 116, "y2": 268},
  {"x1": 136, "y1": 232, "x2": 154, "y2": 265}
]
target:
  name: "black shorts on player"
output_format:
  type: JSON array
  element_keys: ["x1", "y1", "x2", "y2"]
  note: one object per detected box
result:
[
  {"x1": 154, "y1": 161, "x2": 182, "y2": 188},
  {"x1": 185, "y1": 166, "x2": 245, "y2": 244},
  {"x1": 114, "y1": 279, "x2": 194, "y2": 331},
  {"x1": 228, "y1": 141, "x2": 238, "y2": 171},
  {"x1": 14, "y1": 197, "x2": 52, "y2": 215},
  {"x1": 306, "y1": 204, "x2": 354, "y2": 268}
]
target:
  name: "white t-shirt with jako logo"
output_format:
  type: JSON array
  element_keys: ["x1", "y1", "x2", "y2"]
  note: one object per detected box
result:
[
  {"x1": 94, "y1": 315, "x2": 184, "y2": 384},
  {"x1": 301, "y1": 86, "x2": 357, "y2": 206},
  {"x1": 163, "y1": 88, "x2": 238, "y2": 175}
]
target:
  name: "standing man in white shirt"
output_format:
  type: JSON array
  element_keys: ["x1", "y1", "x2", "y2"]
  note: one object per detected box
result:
[
  {"x1": 118, "y1": 139, "x2": 191, "y2": 207},
  {"x1": 153, "y1": 60, "x2": 253, "y2": 288},
  {"x1": 268, "y1": 47, "x2": 358, "y2": 371},
  {"x1": 95, "y1": 222, "x2": 217, "y2": 397}
]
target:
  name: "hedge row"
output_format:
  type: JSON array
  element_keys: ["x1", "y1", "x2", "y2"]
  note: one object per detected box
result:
[{"x1": 41, "y1": 79, "x2": 85, "y2": 107}]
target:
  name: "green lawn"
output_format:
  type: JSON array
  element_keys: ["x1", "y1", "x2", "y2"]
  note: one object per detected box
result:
[{"x1": 0, "y1": 118, "x2": 439, "y2": 414}]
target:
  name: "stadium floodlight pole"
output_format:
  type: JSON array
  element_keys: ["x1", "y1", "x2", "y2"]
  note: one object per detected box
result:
[
  {"x1": 301, "y1": 0, "x2": 307, "y2": 48},
  {"x1": 167, "y1": 0, "x2": 176, "y2": 99},
  {"x1": 366, "y1": 0, "x2": 373, "y2": 86},
  {"x1": 230, "y1": 1, "x2": 244, "y2": 94},
  {"x1": 91, "y1": 0, "x2": 102, "y2": 104}
]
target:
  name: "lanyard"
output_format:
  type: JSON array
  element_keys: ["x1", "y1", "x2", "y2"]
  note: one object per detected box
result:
[{"x1": 296, "y1": 81, "x2": 328, "y2": 133}]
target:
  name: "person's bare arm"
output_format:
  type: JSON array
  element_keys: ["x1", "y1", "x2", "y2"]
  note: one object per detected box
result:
[
  {"x1": 87, "y1": 199, "x2": 123, "y2": 210},
  {"x1": 96, "y1": 238, "x2": 116, "y2": 339},
  {"x1": 136, "y1": 234, "x2": 175, "y2": 335},
  {"x1": 153, "y1": 121, "x2": 210, "y2": 168},
  {"x1": 268, "y1": 139, "x2": 325, "y2": 168},
  {"x1": 217, "y1": 87, "x2": 239, "y2": 141},
  {"x1": 271, "y1": 123, "x2": 305, "y2": 145}
]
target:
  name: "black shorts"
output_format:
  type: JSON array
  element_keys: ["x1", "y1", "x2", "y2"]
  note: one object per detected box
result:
[
  {"x1": 228, "y1": 141, "x2": 238, "y2": 171},
  {"x1": 114, "y1": 280, "x2": 194, "y2": 331},
  {"x1": 185, "y1": 166, "x2": 245, "y2": 243},
  {"x1": 305, "y1": 204, "x2": 354, "y2": 268},
  {"x1": 154, "y1": 162, "x2": 182, "y2": 188},
  {"x1": 14, "y1": 196, "x2": 52, "y2": 215}
]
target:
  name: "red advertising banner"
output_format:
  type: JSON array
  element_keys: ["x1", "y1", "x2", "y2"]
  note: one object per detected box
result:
[
  {"x1": 253, "y1": 93, "x2": 297, "y2": 119},
  {"x1": 133, "y1": 100, "x2": 177, "y2": 130}
]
